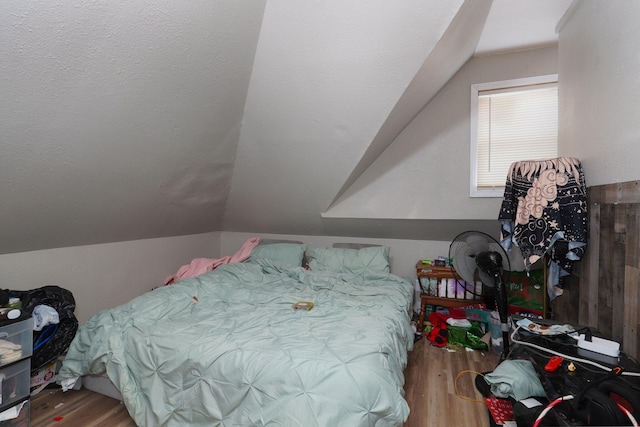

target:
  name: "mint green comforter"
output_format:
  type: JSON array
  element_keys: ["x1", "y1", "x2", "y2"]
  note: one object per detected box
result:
[{"x1": 58, "y1": 259, "x2": 414, "y2": 426}]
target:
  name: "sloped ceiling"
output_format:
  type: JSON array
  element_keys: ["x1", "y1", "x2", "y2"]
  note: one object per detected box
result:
[
  {"x1": 1, "y1": 0, "x2": 266, "y2": 254},
  {"x1": 223, "y1": 0, "x2": 473, "y2": 237},
  {"x1": 0, "y1": 0, "x2": 572, "y2": 255}
]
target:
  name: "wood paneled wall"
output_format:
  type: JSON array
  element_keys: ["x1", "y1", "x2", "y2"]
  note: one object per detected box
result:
[{"x1": 551, "y1": 180, "x2": 640, "y2": 360}]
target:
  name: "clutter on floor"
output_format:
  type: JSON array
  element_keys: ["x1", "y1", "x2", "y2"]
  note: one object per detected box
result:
[
  {"x1": 475, "y1": 319, "x2": 640, "y2": 426},
  {"x1": 3, "y1": 286, "x2": 79, "y2": 396}
]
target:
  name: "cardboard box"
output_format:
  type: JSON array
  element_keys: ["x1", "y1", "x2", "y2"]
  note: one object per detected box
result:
[{"x1": 30, "y1": 360, "x2": 58, "y2": 396}]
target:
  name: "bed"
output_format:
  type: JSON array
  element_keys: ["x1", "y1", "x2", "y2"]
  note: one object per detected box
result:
[{"x1": 57, "y1": 242, "x2": 415, "y2": 426}]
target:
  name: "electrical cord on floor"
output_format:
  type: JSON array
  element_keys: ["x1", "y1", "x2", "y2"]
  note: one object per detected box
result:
[{"x1": 454, "y1": 369, "x2": 486, "y2": 403}]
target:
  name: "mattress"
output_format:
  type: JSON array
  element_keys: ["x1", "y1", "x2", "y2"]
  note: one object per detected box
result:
[{"x1": 58, "y1": 257, "x2": 414, "y2": 426}]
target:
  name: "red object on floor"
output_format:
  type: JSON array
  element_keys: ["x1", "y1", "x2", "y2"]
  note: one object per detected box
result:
[
  {"x1": 484, "y1": 396, "x2": 515, "y2": 424},
  {"x1": 427, "y1": 312, "x2": 449, "y2": 347}
]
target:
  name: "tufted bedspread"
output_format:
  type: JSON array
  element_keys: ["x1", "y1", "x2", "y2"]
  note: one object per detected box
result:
[{"x1": 58, "y1": 258, "x2": 414, "y2": 426}]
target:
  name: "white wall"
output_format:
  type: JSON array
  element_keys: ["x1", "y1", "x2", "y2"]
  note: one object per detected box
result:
[
  {"x1": 558, "y1": 1, "x2": 640, "y2": 185},
  {"x1": 0, "y1": 232, "x2": 221, "y2": 324},
  {"x1": 325, "y1": 46, "x2": 559, "y2": 220},
  {"x1": 223, "y1": 1, "x2": 464, "y2": 236}
]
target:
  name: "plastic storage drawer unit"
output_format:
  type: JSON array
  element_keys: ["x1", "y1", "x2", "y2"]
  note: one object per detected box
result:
[
  {"x1": 0, "y1": 319, "x2": 33, "y2": 369},
  {"x1": 0, "y1": 359, "x2": 30, "y2": 410}
]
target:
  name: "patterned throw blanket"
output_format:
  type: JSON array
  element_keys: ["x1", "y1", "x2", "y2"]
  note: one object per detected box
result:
[{"x1": 499, "y1": 157, "x2": 587, "y2": 299}]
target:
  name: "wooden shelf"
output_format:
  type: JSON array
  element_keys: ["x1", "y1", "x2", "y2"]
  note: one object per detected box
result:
[{"x1": 416, "y1": 262, "x2": 481, "y2": 331}]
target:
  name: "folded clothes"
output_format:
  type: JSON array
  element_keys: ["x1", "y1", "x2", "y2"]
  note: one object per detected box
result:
[
  {"x1": 0, "y1": 339, "x2": 22, "y2": 364},
  {"x1": 0, "y1": 350, "x2": 22, "y2": 364},
  {"x1": 0, "y1": 339, "x2": 21, "y2": 350},
  {"x1": 484, "y1": 359, "x2": 546, "y2": 401}
]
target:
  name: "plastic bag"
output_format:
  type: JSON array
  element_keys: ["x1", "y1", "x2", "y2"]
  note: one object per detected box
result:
[
  {"x1": 10, "y1": 286, "x2": 78, "y2": 372},
  {"x1": 447, "y1": 321, "x2": 488, "y2": 350}
]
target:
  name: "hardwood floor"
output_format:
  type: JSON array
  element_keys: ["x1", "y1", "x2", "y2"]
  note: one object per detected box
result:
[
  {"x1": 403, "y1": 337, "x2": 500, "y2": 427},
  {"x1": 30, "y1": 387, "x2": 136, "y2": 427},
  {"x1": 29, "y1": 339, "x2": 500, "y2": 426}
]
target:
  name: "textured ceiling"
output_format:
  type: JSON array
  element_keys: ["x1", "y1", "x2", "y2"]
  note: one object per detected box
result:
[
  {"x1": 0, "y1": 0, "x2": 572, "y2": 254},
  {"x1": 0, "y1": 1, "x2": 266, "y2": 253}
]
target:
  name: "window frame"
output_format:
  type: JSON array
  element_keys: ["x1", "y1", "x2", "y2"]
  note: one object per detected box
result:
[{"x1": 469, "y1": 74, "x2": 558, "y2": 198}]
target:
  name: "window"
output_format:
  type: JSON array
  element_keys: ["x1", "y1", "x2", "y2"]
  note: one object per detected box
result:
[{"x1": 470, "y1": 75, "x2": 558, "y2": 197}]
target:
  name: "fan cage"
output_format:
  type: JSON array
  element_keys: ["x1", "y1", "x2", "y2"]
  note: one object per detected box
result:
[{"x1": 448, "y1": 230, "x2": 512, "y2": 301}]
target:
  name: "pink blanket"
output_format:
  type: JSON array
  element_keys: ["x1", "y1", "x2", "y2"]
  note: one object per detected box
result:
[{"x1": 164, "y1": 237, "x2": 261, "y2": 285}]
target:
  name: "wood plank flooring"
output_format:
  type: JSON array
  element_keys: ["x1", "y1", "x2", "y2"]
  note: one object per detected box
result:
[
  {"x1": 29, "y1": 338, "x2": 500, "y2": 427},
  {"x1": 31, "y1": 387, "x2": 136, "y2": 427},
  {"x1": 403, "y1": 338, "x2": 500, "y2": 427}
]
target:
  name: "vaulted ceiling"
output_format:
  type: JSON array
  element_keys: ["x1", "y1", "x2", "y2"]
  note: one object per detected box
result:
[{"x1": 0, "y1": 0, "x2": 573, "y2": 254}]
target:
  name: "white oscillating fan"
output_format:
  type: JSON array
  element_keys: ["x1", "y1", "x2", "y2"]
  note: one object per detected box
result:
[{"x1": 449, "y1": 231, "x2": 511, "y2": 358}]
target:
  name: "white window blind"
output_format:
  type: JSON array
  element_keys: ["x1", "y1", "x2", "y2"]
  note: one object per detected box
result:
[{"x1": 471, "y1": 77, "x2": 558, "y2": 197}]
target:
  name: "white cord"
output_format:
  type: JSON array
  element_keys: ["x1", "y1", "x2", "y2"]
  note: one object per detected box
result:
[{"x1": 509, "y1": 325, "x2": 640, "y2": 377}]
